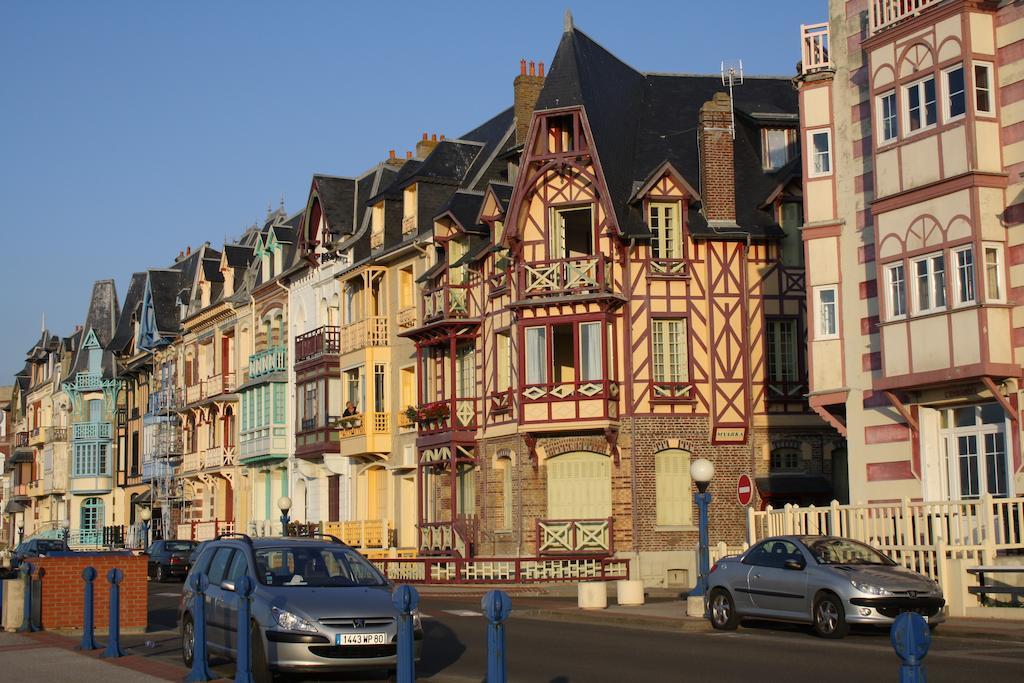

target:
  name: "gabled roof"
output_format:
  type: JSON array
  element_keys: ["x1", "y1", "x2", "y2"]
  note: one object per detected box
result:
[
  {"x1": 312, "y1": 175, "x2": 357, "y2": 238},
  {"x1": 534, "y1": 25, "x2": 798, "y2": 239},
  {"x1": 109, "y1": 272, "x2": 148, "y2": 355},
  {"x1": 224, "y1": 244, "x2": 255, "y2": 269},
  {"x1": 436, "y1": 190, "x2": 487, "y2": 235},
  {"x1": 483, "y1": 183, "x2": 514, "y2": 217},
  {"x1": 69, "y1": 279, "x2": 120, "y2": 378}
]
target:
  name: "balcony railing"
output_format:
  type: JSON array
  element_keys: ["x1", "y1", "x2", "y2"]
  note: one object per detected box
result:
[
  {"x1": 419, "y1": 518, "x2": 474, "y2": 557},
  {"x1": 322, "y1": 519, "x2": 395, "y2": 549},
  {"x1": 182, "y1": 451, "x2": 200, "y2": 472},
  {"x1": 416, "y1": 398, "x2": 478, "y2": 436},
  {"x1": 488, "y1": 389, "x2": 513, "y2": 416},
  {"x1": 45, "y1": 426, "x2": 69, "y2": 442},
  {"x1": 423, "y1": 284, "x2": 475, "y2": 322},
  {"x1": 521, "y1": 379, "x2": 614, "y2": 402},
  {"x1": 370, "y1": 230, "x2": 384, "y2": 249},
  {"x1": 519, "y1": 255, "x2": 612, "y2": 298},
  {"x1": 295, "y1": 325, "x2": 341, "y2": 363},
  {"x1": 537, "y1": 518, "x2": 614, "y2": 555},
  {"x1": 397, "y1": 306, "x2": 417, "y2": 329},
  {"x1": 147, "y1": 387, "x2": 180, "y2": 414},
  {"x1": 649, "y1": 258, "x2": 689, "y2": 277},
  {"x1": 184, "y1": 372, "x2": 237, "y2": 404},
  {"x1": 340, "y1": 317, "x2": 389, "y2": 354},
  {"x1": 73, "y1": 421, "x2": 112, "y2": 440},
  {"x1": 800, "y1": 22, "x2": 832, "y2": 74},
  {"x1": 75, "y1": 371, "x2": 103, "y2": 390},
  {"x1": 12, "y1": 483, "x2": 29, "y2": 498},
  {"x1": 201, "y1": 444, "x2": 238, "y2": 469},
  {"x1": 249, "y1": 345, "x2": 288, "y2": 379},
  {"x1": 401, "y1": 215, "x2": 417, "y2": 235},
  {"x1": 15, "y1": 431, "x2": 29, "y2": 448},
  {"x1": 337, "y1": 412, "x2": 392, "y2": 439},
  {"x1": 27, "y1": 479, "x2": 43, "y2": 497},
  {"x1": 870, "y1": 0, "x2": 941, "y2": 34}
]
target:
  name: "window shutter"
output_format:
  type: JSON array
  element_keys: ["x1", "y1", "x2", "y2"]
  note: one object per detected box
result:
[{"x1": 656, "y1": 450, "x2": 692, "y2": 526}]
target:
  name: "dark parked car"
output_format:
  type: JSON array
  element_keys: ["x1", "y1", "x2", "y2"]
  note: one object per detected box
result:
[
  {"x1": 13, "y1": 538, "x2": 71, "y2": 567},
  {"x1": 146, "y1": 539, "x2": 199, "y2": 582}
]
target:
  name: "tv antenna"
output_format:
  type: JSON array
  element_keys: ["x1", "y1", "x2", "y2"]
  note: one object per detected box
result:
[{"x1": 720, "y1": 59, "x2": 744, "y2": 139}]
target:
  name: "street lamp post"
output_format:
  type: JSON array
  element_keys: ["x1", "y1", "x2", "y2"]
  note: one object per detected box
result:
[
  {"x1": 61, "y1": 518, "x2": 71, "y2": 545},
  {"x1": 140, "y1": 508, "x2": 152, "y2": 549},
  {"x1": 278, "y1": 496, "x2": 292, "y2": 537},
  {"x1": 687, "y1": 458, "x2": 715, "y2": 617}
]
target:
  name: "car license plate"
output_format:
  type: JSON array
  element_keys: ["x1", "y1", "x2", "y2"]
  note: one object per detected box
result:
[{"x1": 336, "y1": 632, "x2": 387, "y2": 645}]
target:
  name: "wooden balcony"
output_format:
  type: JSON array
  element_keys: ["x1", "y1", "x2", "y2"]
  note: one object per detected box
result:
[
  {"x1": 15, "y1": 431, "x2": 29, "y2": 448},
  {"x1": 518, "y1": 255, "x2": 612, "y2": 299},
  {"x1": 649, "y1": 258, "x2": 689, "y2": 278},
  {"x1": 295, "y1": 325, "x2": 341, "y2": 364},
  {"x1": 869, "y1": 0, "x2": 941, "y2": 34},
  {"x1": 184, "y1": 372, "x2": 237, "y2": 404},
  {"x1": 337, "y1": 412, "x2": 392, "y2": 439},
  {"x1": 340, "y1": 317, "x2": 389, "y2": 354},
  {"x1": 416, "y1": 398, "x2": 479, "y2": 437},
  {"x1": 419, "y1": 518, "x2": 474, "y2": 557},
  {"x1": 397, "y1": 306, "x2": 417, "y2": 330},
  {"x1": 322, "y1": 519, "x2": 395, "y2": 549},
  {"x1": 401, "y1": 215, "x2": 417, "y2": 235},
  {"x1": 536, "y1": 518, "x2": 613, "y2": 556},
  {"x1": 423, "y1": 284, "x2": 477, "y2": 323},
  {"x1": 248, "y1": 345, "x2": 287, "y2": 379},
  {"x1": 201, "y1": 444, "x2": 237, "y2": 469},
  {"x1": 182, "y1": 451, "x2": 201, "y2": 472},
  {"x1": 520, "y1": 379, "x2": 619, "y2": 424},
  {"x1": 800, "y1": 22, "x2": 831, "y2": 74}
]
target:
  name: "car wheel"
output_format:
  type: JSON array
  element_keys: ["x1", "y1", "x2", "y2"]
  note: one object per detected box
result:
[
  {"x1": 156, "y1": 565, "x2": 165, "y2": 583},
  {"x1": 813, "y1": 593, "x2": 850, "y2": 639},
  {"x1": 708, "y1": 589, "x2": 740, "y2": 631},
  {"x1": 251, "y1": 623, "x2": 274, "y2": 683},
  {"x1": 181, "y1": 615, "x2": 195, "y2": 667}
]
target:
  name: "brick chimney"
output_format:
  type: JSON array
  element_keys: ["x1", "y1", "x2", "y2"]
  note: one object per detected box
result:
[
  {"x1": 514, "y1": 59, "x2": 545, "y2": 145},
  {"x1": 698, "y1": 92, "x2": 736, "y2": 224},
  {"x1": 385, "y1": 149, "x2": 406, "y2": 168},
  {"x1": 415, "y1": 133, "x2": 441, "y2": 160}
]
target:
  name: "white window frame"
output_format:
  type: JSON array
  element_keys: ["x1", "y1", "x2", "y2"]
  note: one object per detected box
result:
[
  {"x1": 649, "y1": 202, "x2": 683, "y2": 260},
  {"x1": 885, "y1": 261, "x2": 907, "y2": 320},
  {"x1": 877, "y1": 90, "x2": 898, "y2": 144},
  {"x1": 814, "y1": 286, "x2": 839, "y2": 340},
  {"x1": 911, "y1": 252, "x2": 947, "y2": 314},
  {"x1": 807, "y1": 129, "x2": 832, "y2": 177},
  {"x1": 973, "y1": 62, "x2": 995, "y2": 116},
  {"x1": 942, "y1": 63, "x2": 967, "y2": 123},
  {"x1": 982, "y1": 243, "x2": 1004, "y2": 303},
  {"x1": 952, "y1": 245, "x2": 976, "y2": 307},
  {"x1": 904, "y1": 75, "x2": 937, "y2": 135},
  {"x1": 762, "y1": 128, "x2": 795, "y2": 171},
  {"x1": 651, "y1": 318, "x2": 689, "y2": 383}
]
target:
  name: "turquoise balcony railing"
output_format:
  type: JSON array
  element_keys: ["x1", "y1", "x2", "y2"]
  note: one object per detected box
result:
[
  {"x1": 73, "y1": 421, "x2": 112, "y2": 440},
  {"x1": 249, "y1": 345, "x2": 288, "y2": 379}
]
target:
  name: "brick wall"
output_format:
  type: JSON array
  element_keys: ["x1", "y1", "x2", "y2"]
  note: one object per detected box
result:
[
  {"x1": 697, "y1": 92, "x2": 736, "y2": 222},
  {"x1": 32, "y1": 553, "x2": 148, "y2": 632}
]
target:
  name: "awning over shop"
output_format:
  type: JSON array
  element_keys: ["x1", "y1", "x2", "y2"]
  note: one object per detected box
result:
[
  {"x1": 4, "y1": 500, "x2": 27, "y2": 514},
  {"x1": 8, "y1": 450, "x2": 33, "y2": 464}
]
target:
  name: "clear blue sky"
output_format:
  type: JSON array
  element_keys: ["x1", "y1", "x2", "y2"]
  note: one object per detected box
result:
[{"x1": 0, "y1": 0, "x2": 825, "y2": 377}]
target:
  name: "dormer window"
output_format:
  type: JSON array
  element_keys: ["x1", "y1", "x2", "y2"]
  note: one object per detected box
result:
[
  {"x1": 549, "y1": 206, "x2": 592, "y2": 258},
  {"x1": 403, "y1": 185, "x2": 418, "y2": 234},
  {"x1": 649, "y1": 203, "x2": 682, "y2": 259},
  {"x1": 762, "y1": 128, "x2": 796, "y2": 170}
]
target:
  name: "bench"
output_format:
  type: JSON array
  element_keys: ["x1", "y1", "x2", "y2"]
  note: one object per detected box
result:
[{"x1": 966, "y1": 566, "x2": 1024, "y2": 606}]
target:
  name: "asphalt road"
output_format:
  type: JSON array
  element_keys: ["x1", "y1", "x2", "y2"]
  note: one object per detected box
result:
[{"x1": 144, "y1": 581, "x2": 1024, "y2": 682}]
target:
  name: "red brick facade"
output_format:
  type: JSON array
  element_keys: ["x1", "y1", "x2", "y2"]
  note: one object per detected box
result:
[{"x1": 32, "y1": 553, "x2": 148, "y2": 632}]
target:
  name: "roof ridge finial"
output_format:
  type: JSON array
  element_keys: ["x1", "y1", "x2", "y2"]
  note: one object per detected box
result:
[{"x1": 564, "y1": 8, "x2": 573, "y2": 33}]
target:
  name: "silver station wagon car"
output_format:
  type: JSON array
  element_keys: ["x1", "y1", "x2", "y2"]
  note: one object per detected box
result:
[
  {"x1": 706, "y1": 535, "x2": 945, "y2": 638},
  {"x1": 179, "y1": 535, "x2": 422, "y2": 680}
]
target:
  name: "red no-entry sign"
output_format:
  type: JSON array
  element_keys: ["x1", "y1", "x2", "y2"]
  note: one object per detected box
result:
[{"x1": 737, "y1": 474, "x2": 753, "y2": 506}]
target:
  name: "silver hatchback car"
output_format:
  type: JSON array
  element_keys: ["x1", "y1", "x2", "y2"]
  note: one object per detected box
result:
[
  {"x1": 706, "y1": 535, "x2": 945, "y2": 638},
  {"x1": 179, "y1": 535, "x2": 423, "y2": 680}
]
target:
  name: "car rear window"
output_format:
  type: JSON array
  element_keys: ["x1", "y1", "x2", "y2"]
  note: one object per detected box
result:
[
  {"x1": 164, "y1": 541, "x2": 196, "y2": 552},
  {"x1": 36, "y1": 541, "x2": 67, "y2": 552}
]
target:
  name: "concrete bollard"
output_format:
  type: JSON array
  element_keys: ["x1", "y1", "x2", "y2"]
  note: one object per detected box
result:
[
  {"x1": 16, "y1": 562, "x2": 35, "y2": 633},
  {"x1": 391, "y1": 584, "x2": 419, "y2": 683},
  {"x1": 234, "y1": 575, "x2": 256, "y2": 683},
  {"x1": 185, "y1": 572, "x2": 215, "y2": 682},
  {"x1": 577, "y1": 581, "x2": 608, "y2": 610},
  {"x1": 616, "y1": 579, "x2": 645, "y2": 606},
  {"x1": 891, "y1": 612, "x2": 930, "y2": 683},
  {"x1": 79, "y1": 567, "x2": 99, "y2": 650},
  {"x1": 102, "y1": 568, "x2": 126, "y2": 658},
  {"x1": 483, "y1": 590, "x2": 512, "y2": 683}
]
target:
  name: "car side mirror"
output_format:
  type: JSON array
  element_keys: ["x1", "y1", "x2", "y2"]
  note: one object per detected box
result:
[
  {"x1": 220, "y1": 580, "x2": 236, "y2": 592},
  {"x1": 784, "y1": 559, "x2": 805, "y2": 571}
]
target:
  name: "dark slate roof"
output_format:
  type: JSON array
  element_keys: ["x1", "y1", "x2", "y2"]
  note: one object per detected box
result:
[
  {"x1": 486, "y1": 183, "x2": 514, "y2": 216},
  {"x1": 536, "y1": 27, "x2": 798, "y2": 240},
  {"x1": 69, "y1": 280, "x2": 120, "y2": 377},
  {"x1": 224, "y1": 244, "x2": 255, "y2": 269},
  {"x1": 459, "y1": 106, "x2": 515, "y2": 191},
  {"x1": 109, "y1": 272, "x2": 148, "y2": 354},
  {"x1": 410, "y1": 141, "x2": 484, "y2": 187},
  {"x1": 149, "y1": 269, "x2": 184, "y2": 335},
  {"x1": 201, "y1": 258, "x2": 224, "y2": 283},
  {"x1": 271, "y1": 224, "x2": 296, "y2": 244},
  {"x1": 367, "y1": 160, "x2": 422, "y2": 204},
  {"x1": 437, "y1": 190, "x2": 487, "y2": 235},
  {"x1": 313, "y1": 175, "x2": 357, "y2": 238}
]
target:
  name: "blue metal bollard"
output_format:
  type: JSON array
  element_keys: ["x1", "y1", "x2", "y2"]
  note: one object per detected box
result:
[
  {"x1": 102, "y1": 568, "x2": 126, "y2": 658},
  {"x1": 891, "y1": 612, "x2": 931, "y2": 683},
  {"x1": 482, "y1": 590, "x2": 512, "y2": 683},
  {"x1": 17, "y1": 561, "x2": 36, "y2": 632},
  {"x1": 79, "y1": 566, "x2": 99, "y2": 650},
  {"x1": 234, "y1": 575, "x2": 256, "y2": 683},
  {"x1": 185, "y1": 572, "x2": 215, "y2": 682},
  {"x1": 392, "y1": 584, "x2": 419, "y2": 683}
]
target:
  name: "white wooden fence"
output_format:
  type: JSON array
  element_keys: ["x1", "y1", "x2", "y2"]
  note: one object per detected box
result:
[{"x1": 746, "y1": 494, "x2": 1024, "y2": 599}]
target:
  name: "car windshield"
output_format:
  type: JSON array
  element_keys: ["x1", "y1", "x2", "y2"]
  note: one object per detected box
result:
[
  {"x1": 36, "y1": 541, "x2": 66, "y2": 552},
  {"x1": 254, "y1": 545, "x2": 387, "y2": 587},
  {"x1": 806, "y1": 538, "x2": 895, "y2": 566},
  {"x1": 165, "y1": 541, "x2": 196, "y2": 552}
]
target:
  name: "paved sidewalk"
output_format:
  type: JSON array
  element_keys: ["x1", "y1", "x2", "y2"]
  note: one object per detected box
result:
[{"x1": 0, "y1": 631, "x2": 181, "y2": 682}]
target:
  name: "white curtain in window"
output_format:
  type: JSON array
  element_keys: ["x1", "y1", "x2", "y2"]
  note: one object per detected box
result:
[
  {"x1": 525, "y1": 327, "x2": 547, "y2": 385},
  {"x1": 579, "y1": 322, "x2": 602, "y2": 381}
]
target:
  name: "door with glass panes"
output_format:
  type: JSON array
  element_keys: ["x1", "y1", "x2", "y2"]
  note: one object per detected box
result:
[{"x1": 942, "y1": 403, "x2": 1012, "y2": 499}]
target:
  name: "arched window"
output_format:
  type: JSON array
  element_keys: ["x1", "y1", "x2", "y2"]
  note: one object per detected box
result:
[
  {"x1": 81, "y1": 497, "x2": 104, "y2": 544},
  {"x1": 497, "y1": 449, "x2": 514, "y2": 531},
  {"x1": 223, "y1": 407, "x2": 235, "y2": 448},
  {"x1": 546, "y1": 451, "x2": 611, "y2": 519},
  {"x1": 655, "y1": 449, "x2": 692, "y2": 526}
]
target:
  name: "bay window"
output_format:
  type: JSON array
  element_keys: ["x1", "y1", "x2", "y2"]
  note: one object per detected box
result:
[
  {"x1": 953, "y1": 246, "x2": 975, "y2": 306},
  {"x1": 523, "y1": 321, "x2": 607, "y2": 390},
  {"x1": 878, "y1": 90, "x2": 898, "y2": 143},
  {"x1": 808, "y1": 130, "x2": 832, "y2": 177},
  {"x1": 983, "y1": 244, "x2": 1003, "y2": 301},
  {"x1": 525, "y1": 327, "x2": 547, "y2": 385},
  {"x1": 455, "y1": 344, "x2": 475, "y2": 398},
  {"x1": 814, "y1": 286, "x2": 838, "y2": 339},
  {"x1": 905, "y1": 76, "x2": 937, "y2": 133},
  {"x1": 912, "y1": 253, "x2": 946, "y2": 313},
  {"x1": 974, "y1": 63, "x2": 994, "y2": 115},
  {"x1": 885, "y1": 262, "x2": 907, "y2": 319}
]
